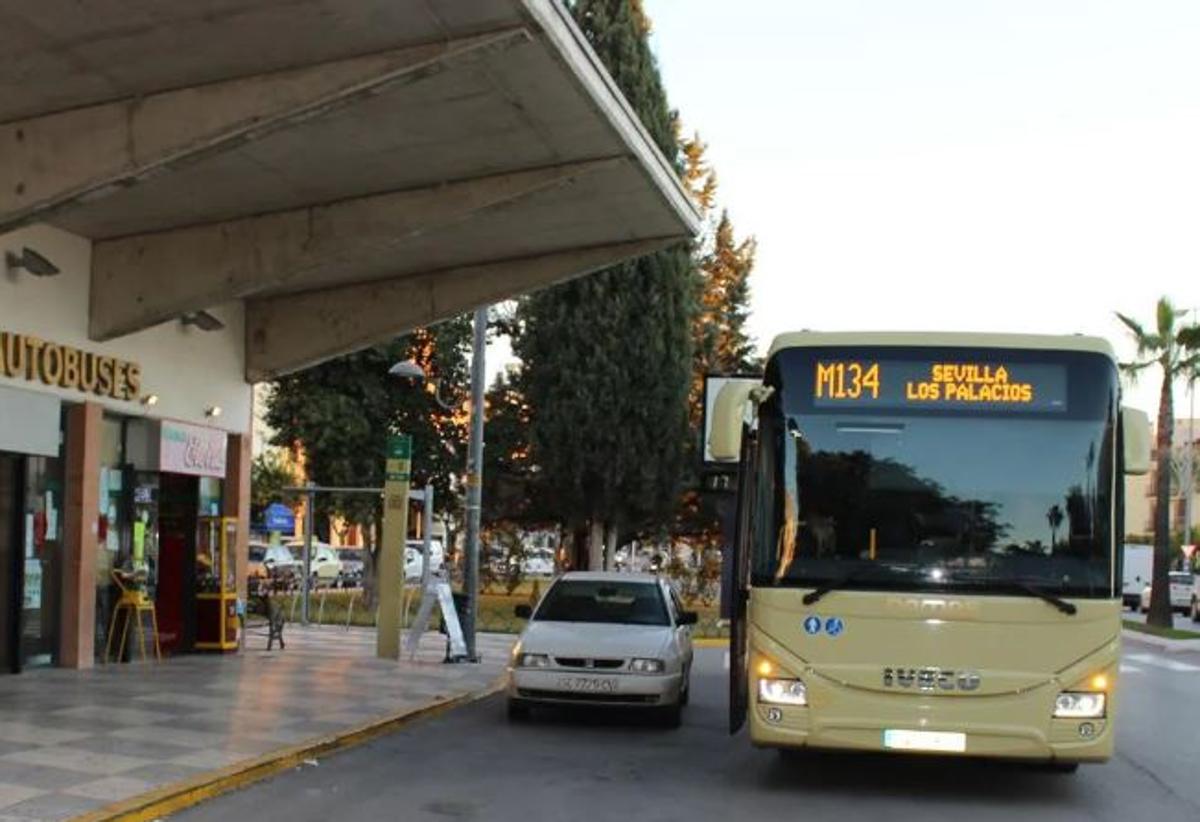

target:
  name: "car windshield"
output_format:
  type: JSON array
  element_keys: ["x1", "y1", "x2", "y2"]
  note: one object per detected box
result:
[
  {"x1": 338, "y1": 550, "x2": 361, "y2": 561},
  {"x1": 249, "y1": 546, "x2": 266, "y2": 562},
  {"x1": 534, "y1": 580, "x2": 669, "y2": 626},
  {"x1": 1169, "y1": 573, "x2": 1193, "y2": 584}
]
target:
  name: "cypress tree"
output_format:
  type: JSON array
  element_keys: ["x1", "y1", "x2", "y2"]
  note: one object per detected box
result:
[{"x1": 514, "y1": 0, "x2": 695, "y2": 568}]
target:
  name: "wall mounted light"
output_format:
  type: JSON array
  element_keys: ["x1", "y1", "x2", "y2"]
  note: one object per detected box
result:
[
  {"x1": 141, "y1": 394, "x2": 159, "y2": 407},
  {"x1": 181, "y1": 310, "x2": 225, "y2": 332},
  {"x1": 205, "y1": 406, "x2": 222, "y2": 418},
  {"x1": 5, "y1": 246, "x2": 60, "y2": 277}
]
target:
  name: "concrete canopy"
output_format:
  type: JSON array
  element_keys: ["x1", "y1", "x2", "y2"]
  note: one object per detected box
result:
[{"x1": 0, "y1": 0, "x2": 700, "y2": 379}]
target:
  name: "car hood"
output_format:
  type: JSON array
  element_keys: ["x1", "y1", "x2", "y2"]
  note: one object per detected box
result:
[{"x1": 520, "y1": 621, "x2": 674, "y2": 659}]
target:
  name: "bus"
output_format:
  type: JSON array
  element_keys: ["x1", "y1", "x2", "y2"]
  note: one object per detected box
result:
[{"x1": 708, "y1": 332, "x2": 1151, "y2": 769}]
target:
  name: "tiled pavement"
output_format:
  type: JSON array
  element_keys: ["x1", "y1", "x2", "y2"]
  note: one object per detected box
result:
[{"x1": 0, "y1": 627, "x2": 512, "y2": 821}]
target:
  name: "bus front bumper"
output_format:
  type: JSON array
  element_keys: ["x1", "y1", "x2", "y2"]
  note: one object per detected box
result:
[{"x1": 750, "y1": 701, "x2": 1113, "y2": 763}]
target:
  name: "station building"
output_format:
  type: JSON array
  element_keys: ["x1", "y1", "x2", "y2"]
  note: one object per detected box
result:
[{"x1": 0, "y1": 0, "x2": 698, "y2": 673}]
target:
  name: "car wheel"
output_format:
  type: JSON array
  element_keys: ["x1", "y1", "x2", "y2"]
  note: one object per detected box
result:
[
  {"x1": 658, "y1": 701, "x2": 683, "y2": 729},
  {"x1": 1192, "y1": 599, "x2": 1200, "y2": 623},
  {"x1": 506, "y1": 699, "x2": 531, "y2": 721},
  {"x1": 679, "y1": 672, "x2": 691, "y2": 707}
]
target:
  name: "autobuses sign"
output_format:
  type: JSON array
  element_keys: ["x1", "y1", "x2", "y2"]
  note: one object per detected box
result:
[
  {"x1": 159, "y1": 420, "x2": 227, "y2": 478},
  {"x1": 813, "y1": 359, "x2": 1067, "y2": 413}
]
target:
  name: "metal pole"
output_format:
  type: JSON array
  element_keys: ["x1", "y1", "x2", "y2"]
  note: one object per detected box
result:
[
  {"x1": 463, "y1": 305, "x2": 487, "y2": 661},
  {"x1": 422, "y1": 483, "x2": 434, "y2": 591},
  {"x1": 302, "y1": 482, "x2": 314, "y2": 625}
]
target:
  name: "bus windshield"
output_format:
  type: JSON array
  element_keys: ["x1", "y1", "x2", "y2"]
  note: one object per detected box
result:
[{"x1": 750, "y1": 346, "x2": 1119, "y2": 598}]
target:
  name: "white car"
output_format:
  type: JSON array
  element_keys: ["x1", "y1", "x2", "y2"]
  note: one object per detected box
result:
[
  {"x1": 405, "y1": 539, "x2": 445, "y2": 581},
  {"x1": 519, "y1": 548, "x2": 556, "y2": 577},
  {"x1": 286, "y1": 541, "x2": 340, "y2": 586},
  {"x1": 506, "y1": 572, "x2": 696, "y2": 726},
  {"x1": 1140, "y1": 571, "x2": 1194, "y2": 614}
]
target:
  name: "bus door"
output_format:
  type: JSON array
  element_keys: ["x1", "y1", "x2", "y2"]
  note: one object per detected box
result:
[{"x1": 729, "y1": 426, "x2": 757, "y2": 734}]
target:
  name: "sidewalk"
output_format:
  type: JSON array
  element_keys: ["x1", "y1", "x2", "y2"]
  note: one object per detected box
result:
[
  {"x1": 0, "y1": 627, "x2": 512, "y2": 822},
  {"x1": 1122, "y1": 627, "x2": 1200, "y2": 654}
]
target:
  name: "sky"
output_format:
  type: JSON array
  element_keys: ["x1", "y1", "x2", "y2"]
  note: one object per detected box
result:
[{"x1": 642, "y1": 0, "x2": 1200, "y2": 416}]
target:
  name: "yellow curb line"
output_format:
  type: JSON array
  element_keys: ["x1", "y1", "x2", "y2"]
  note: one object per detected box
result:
[
  {"x1": 693, "y1": 638, "x2": 730, "y2": 648},
  {"x1": 72, "y1": 677, "x2": 507, "y2": 822}
]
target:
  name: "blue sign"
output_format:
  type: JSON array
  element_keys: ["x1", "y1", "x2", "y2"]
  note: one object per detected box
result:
[
  {"x1": 825, "y1": 617, "x2": 844, "y2": 637},
  {"x1": 263, "y1": 502, "x2": 295, "y2": 533},
  {"x1": 803, "y1": 616, "x2": 822, "y2": 635}
]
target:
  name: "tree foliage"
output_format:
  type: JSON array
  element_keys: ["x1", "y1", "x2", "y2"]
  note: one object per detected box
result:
[
  {"x1": 249, "y1": 448, "x2": 296, "y2": 523},
  {"x1": 264, "y1": 318, "x2": 472, "y2": 601},
  {"x1": 511, "y1": 0, "x2": 696, "y2": 567},
  {"x1": 1116, "y1": 296, "x2": 1200, "y2": 627}
]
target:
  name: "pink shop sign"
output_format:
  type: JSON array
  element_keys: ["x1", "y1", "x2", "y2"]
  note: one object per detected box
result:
[{"x1": 159, "y1": 421, "x2": 227, "y2": 478}]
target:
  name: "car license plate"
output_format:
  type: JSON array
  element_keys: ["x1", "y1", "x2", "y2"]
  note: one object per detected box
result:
[
  {"x1": 558, "y1": 677, "x2": 618, "y2": 693},
  {"x1": 883, "y1": 729, "x2": 966, "y2": 753}
]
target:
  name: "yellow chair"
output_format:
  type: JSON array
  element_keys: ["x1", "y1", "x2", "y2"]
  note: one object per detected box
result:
[{"x1": 104, "y1": 570, "x2": 161, "y2": 663}]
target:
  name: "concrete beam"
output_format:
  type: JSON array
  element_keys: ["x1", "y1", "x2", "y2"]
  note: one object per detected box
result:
[
  {"x1": 244, "y1": 238, "x2": 678, "y2": 380},
  {"x1": 0, "y1": 27, "x2": 531, "y2": 233},
  {"x1": 88, "y1": 158, "x2": 623, "y2": 341}
]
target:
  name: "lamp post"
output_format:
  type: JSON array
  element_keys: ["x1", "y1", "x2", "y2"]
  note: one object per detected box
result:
[{"x1": 389, "y1": 306, "x2": 486, "y2": 662}]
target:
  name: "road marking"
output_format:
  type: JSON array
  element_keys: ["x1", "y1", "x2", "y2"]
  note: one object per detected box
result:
[
  {"x1": 723, "y1": 651, "x2": 730, "y2": 671},
  {"x1": 1119, "y1": 664, "x2": 1142, "y2": 674},
  {"x1": 1125, "y1": 653, "x2": 1200, "y2": 673}
]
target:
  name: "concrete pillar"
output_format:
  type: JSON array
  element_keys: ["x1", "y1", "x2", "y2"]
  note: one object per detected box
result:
[
  {"x1": 60, "y1": 402, "x2": 101, "y2": 669},
  {"x1": 223, "y1": 433, "x2": 252, "y2": 604}
]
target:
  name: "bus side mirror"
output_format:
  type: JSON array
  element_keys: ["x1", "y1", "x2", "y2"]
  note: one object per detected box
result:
[
  {"x1": 709, "y1": 382, "x2": 757, "y2": 461},
  {"x1": 1122, "y1": 407, "x2": 1151, "y2": 475}
]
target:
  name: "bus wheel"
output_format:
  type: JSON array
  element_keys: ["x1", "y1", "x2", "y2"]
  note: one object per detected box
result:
[{"x1": 1041, "y1": 761, "x2": 1079, "y2": 774}]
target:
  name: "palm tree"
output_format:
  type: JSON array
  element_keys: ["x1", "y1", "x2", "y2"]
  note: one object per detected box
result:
[{"x1": 1116, "y1": 297, "x2": 1200, "y2": 628}]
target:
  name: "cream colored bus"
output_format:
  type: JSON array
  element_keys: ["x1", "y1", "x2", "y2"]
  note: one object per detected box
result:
[{"x1": 709, "y1": 332, "x2": 1151, "y2": 770}]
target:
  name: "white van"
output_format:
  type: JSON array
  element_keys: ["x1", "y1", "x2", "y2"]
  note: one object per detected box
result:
[{"x1": 1122, "y1": 543, "x2": 1153, "y2": 611}]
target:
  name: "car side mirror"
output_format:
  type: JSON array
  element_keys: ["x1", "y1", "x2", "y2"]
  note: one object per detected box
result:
[
  {"x1": 677, "y1": 611, "x2": 699, "y2": 626},
  {"x1": 515, "y1": 604, "x2": 533, "y2": 619}
]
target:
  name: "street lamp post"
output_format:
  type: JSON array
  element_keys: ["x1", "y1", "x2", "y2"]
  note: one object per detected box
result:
[{"x1": 389, "y1": 305, "x2": 487, "y2": 662}]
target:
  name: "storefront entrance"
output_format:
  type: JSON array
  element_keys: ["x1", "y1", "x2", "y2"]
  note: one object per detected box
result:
[
  {"x1": 0, "y1": 452, "x2": 62, "y2": 673},
  {"x1": 156, "y1": 473, "x2": 198, "y2": 655}
]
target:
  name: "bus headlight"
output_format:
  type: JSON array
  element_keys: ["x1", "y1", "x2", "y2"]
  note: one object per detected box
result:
[
  {"x1": 1053, "y1": 692, "x2": 1106, "y2": 718},
  {"x1": 758, "y1": 678, "x2": 808, "y2": 706}
]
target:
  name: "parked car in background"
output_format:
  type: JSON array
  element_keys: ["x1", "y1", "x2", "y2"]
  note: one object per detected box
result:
[
  {"x1": 1140, "y1": 571, "x2": 1194, "y2": 614},
  {"x1": 1192, "y1": 575, "x2": 1200, "y2": 622},
  {"x1": 286, "y1": 541, "x2": 340, "y2": 587},
  {"x1": 520, "y1": 547, "x2": 556, "y2": 577},
  {"x1": 405, "y1": 539, "x2": 445, "y2": 581},
  {"x1": 261, "y1": 544, "x2": 300, "y2": 583},
  {"x1": 337, "y1": 548, "x2": 365, "y2": 588},
  {"x1": 247, "y1": 542, "x2": 269, "y2": 591},
  {"x1": 1122, "y1": 543, "x2": 1152, "y2": 610}
]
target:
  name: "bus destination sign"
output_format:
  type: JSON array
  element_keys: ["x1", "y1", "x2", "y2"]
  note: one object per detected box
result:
[{"x1": 813, "y1": 360, "x2": 1067, "y2": 412}]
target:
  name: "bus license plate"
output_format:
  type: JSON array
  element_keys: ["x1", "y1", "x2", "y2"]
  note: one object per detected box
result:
[
  {"x1": 883, "y1": 730, "x2": 966, "y2": 753},
  {"x1": 558, "y1": 677, "x2": 617, "y2": 693}
]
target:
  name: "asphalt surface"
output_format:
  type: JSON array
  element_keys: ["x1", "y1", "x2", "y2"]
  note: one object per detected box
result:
[{"x1": 178, "y1": 641, "x2": 1200, "y2": 822}]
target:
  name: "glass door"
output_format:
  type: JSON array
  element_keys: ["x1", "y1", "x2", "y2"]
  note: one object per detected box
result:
[{"x1": 21, "y1": 455, "x2": 63, "y2": 669}]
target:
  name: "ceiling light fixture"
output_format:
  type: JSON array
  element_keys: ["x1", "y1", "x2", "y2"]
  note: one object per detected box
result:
[
  {"x1": 205, "y1": 405, "x2": 222, "y2": 418},
  {"x1": 181, "y1": 310, "x2": 225, "y2": 332},
  {"x1": 141, "y1": 394, "x2": 159, "y2": 407},
  {"x1": 5, "y1": 246, "x2": 60, "y2": 277}
]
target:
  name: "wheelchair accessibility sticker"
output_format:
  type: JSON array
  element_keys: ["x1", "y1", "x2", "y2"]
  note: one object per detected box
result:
[
  {"x1": 824, "y1": 617, "x2": 845, "y2": 637},
  {"x1": 803, "y1": 616, "x2": 822, "y2": 635}
]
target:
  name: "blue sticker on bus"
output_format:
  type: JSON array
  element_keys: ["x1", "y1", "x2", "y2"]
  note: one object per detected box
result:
[
  {"x1": 825, "y1": 617, "x2": 844, "y2": 637},
  {"x1": 803, "y1": 616, "x2": 822, "y2": 635}
]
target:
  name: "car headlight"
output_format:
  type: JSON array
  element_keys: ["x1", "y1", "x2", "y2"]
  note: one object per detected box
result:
[
  {"x1": 629, "y1": 658, "x2": 665, "y2": 674},
  {"x1": 518, "y1": 653, "x2": 551, "y2": 669},
  {"x1": 758, "y1": 678, "x2": 808, "y2": 706},
  {"x1": 1053, "y1": 692, "x2": 1106, "y2": 718}
]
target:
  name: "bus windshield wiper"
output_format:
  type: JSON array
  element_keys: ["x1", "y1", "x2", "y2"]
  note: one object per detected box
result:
[
  {"x1": 1012, "y1": 582, "x2": 1077, "y2": 616},
  {"x1": 802, "y1": 567, "x2": 871, "y2": 606}
]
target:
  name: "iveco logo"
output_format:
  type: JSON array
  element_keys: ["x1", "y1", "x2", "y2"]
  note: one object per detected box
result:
[
  {"x1": 883, "y1": 667, "x2": 982, "y2": 692},
  {"x1": 885, "y1": 597, "x2": 981, "y2": 617}
]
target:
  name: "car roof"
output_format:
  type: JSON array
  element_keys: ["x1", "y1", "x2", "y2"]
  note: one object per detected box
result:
[{"x1": 557, "y1": 571, "x2": 661, "y2": 584}]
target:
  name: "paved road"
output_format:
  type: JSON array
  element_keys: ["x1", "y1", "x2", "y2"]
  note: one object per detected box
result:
[{"x1": 180, "y1": 640, "x2": 1200, "y2": 822}]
